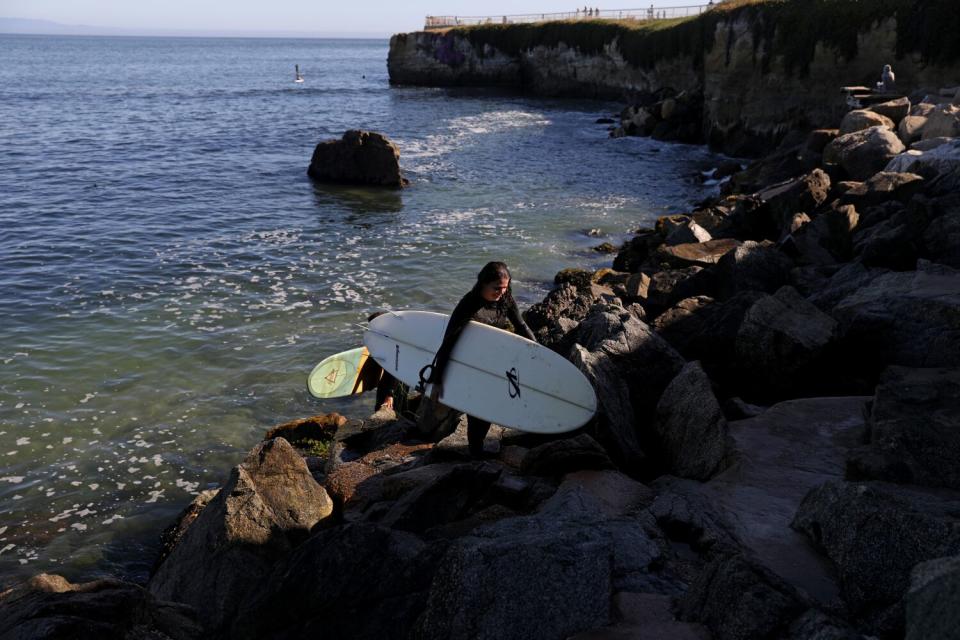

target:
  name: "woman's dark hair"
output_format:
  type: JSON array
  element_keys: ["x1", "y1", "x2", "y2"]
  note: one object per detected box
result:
[{"x1": 472, "y1": 261, "x2": 515, "y2": 307}]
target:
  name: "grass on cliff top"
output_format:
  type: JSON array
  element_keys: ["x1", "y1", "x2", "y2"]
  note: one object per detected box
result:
[{"x1": 445, "y1": 0, "x2": 960, "y2": 75}]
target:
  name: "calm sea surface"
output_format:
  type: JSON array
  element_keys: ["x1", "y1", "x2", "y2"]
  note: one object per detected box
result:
[{"x1": 0, "y1": 34, "x2": 727, "y2": 585}]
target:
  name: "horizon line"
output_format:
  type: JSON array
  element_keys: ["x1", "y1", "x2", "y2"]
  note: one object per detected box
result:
[{"x1": 0, "y1": 16, "x2": 395, "y2": 39}]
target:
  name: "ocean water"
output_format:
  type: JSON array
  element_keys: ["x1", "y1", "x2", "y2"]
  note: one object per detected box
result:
[{"x1": 0, "y1": 34, "x2": 727, "y2": 585}]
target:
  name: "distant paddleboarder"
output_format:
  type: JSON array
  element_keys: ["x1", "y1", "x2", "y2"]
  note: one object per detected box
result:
[{"x1": 294, "y1": 64, "x2": 304, "y2": 83}]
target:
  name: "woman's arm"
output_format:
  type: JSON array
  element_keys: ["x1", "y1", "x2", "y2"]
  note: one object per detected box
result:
[
  {"x1": 431, "y1": 293, "x2": 477, "y2": 383},
  {"x1": 506, "y1": 297, "x2": 536, "y2": 342}
]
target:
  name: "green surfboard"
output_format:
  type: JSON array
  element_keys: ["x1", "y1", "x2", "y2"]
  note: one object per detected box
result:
[{"x1": 307, "y1": 346, "x2": 383, "y2": 399}]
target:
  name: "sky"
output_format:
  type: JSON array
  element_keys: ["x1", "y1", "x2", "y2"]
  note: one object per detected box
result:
[{"x1": 0, "y1": 0, "x2": 707, "y2": 37}]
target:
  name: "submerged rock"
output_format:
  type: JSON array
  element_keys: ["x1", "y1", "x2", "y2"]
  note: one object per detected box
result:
[{"x1": 307, "y1": 129, "x2": 409, "y2": 187}]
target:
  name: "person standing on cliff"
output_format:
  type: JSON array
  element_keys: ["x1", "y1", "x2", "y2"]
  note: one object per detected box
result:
[
  {"x1": 420, "y1": 261, "x2": 536, "y2": 457},
  {"x1": 880, "y1": 64, "x2": 896, "y2": 92}
]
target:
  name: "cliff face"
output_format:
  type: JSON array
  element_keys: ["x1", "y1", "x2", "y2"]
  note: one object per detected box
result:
[
  {"x1": 388, "y1": 31, "x2": 700, "y2": 101},
  {"x1": 703, "y1": 14, "x2": 960, "y2": 153},
  {"x1": 388, "y1": 4, "x2": 960, "y2": 155}
]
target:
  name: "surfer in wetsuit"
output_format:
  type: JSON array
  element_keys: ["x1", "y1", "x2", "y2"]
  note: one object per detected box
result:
[{"x1": 428, "y1": 261, "x2": 536, "y2": 457}]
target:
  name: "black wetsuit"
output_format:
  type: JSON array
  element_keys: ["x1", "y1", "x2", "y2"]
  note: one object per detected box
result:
[{"x1": 432, "y1": 288, "x2": 535, "y2": 454}]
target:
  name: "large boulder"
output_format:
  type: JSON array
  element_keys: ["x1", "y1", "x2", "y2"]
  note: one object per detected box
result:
[
  {"x1": 325, "y1": 440, "x2": 433, "y2": 513},
  {"x1": 792, "y1": 480, "x2": 960, "y2": 635},
  {"x1": 655, "y1": 291, "x2": 765, "y2": 384},
  {"x1": 921, "y1": 104, "x2": 960, "y2": 139},
  {"x1": 652, "y1": 295, "x2": 716, "y2": 351},
  {"x1": 742, "y1": 170, "x2": 831, "y2": 240},
  {"x1": 652, "y1": 396, "x2": 869, "y2": 603},
  {"x1": 680, "y1": 554, "x2": 810, "y2": 640},
  {"x1": 724, "y1": 144, "x2": 820, "y2": 195},
  {"x1": 803, "y1": 262, "x2": 888, "y2": 312},
  {"x1": 905, "y1": 554, "x2": 960, "y2": 640},
  {"x1": 839, "y1": 171, "x2": 924, "y2": 207},
  {"x1": 613, "y1": 231, "x2": 660, "y2": 272},
  {"x1": 415, "y1": 483, "x2": 662, "y2": 639},
  {"x1": 884, "y1": 138, "x2": 960, "y2": 178},
  {"x1": 569, "y1": 305, "x2": 685, "y2": 473},
  {"x1": 665, "y1": 220, "x2": 713, "y2": 246},
  {"x1": 869, "y1": 97, "x2": 911, "y2": 124},
  {"x1": 573, "y1": 592, "x2": 710, "y2": 640},
  {"x1": 637, "y1": 266, "x2": 716, "y2": 317},
  {"x1": 831, "y1": 260, "x2": 960, "y2": 370},
  {"x1": 734, "y1": 286, "x2": 838, "y2": 398},
  {"x1": 848, "y1": 366, "x2": 960, "y2": 491},
  {"x1": 922, "y1": 197, "x2": 960, "y2": 267},
  {"x1": 714, "y1": 240, "x2": 794, "y2": 299},
  {"x1": 911, "y1": 136, "x2": 956, "y2": 152},
  {"x1": 520, "y1": 433, "x2": 615, "y2": 477},
  {"x1": 823, "y1": 126, "x2": 906, "y2": 181},
  {"x1": 524, "y1": 281, "x2": 618, "y2": 350},
  {"x1": 654, "y1": 238, "x2": 741, "y2": 268},
  {"x1": 374, "y1": 462, "x2": 515, "y2": 534},
  {"x1": 0, "y1": 574, "x2": 203, "y2": 640},
  {"x1": 307, "y1": 130, "x2": 408, "y2": 187},
  {"x1": 897, "y1": 115, "x2": 927, "y2": 145},
  {"x1": 786, "y1": 609, "x2": 866, "y2": 640},
  {"x1": 885, "y1": 149, "x2": 924, "y2": 172},
  {"x1": 654, "y1": 361, "x2": 729, "y2": 481},
  {"x1": 787, "y1": 204, "x2": 859, "y2": 266},
  {"x1": 850, "y1": 199, "x2": 929, "y2": 270},
  {"x1": 232, "y1": 523, "x2": 443, "y2": 640},
  {"x1": 148, "y1": 438, "x2": 334, "y2": 634},
  {"x1": 839, "y1": 109, "x2": 895, "y2": 135}
]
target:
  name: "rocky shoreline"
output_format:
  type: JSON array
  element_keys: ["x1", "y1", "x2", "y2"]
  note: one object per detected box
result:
[
  {"x1": 387, "y1": 0, "x2": 960, "y2": 156},
  {"x1": 4, "y1": 90, "x2": 960, "y2": 640}
]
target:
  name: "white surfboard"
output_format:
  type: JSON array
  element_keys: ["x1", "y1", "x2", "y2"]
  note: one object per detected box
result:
[{"x1": 363, "y1": 310, "x2": 596, "y2": 433}]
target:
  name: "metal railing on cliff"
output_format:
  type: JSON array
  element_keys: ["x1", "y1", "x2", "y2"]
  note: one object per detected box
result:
[{"x1": 424, "y1": 4, "x2": 713, "y2": 29}]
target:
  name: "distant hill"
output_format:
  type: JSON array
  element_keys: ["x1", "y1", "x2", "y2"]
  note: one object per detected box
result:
[
  {"x1": 0, "y1": 17, "x2": 389, "y2": 38},
  {"x1": 0, "y1": 17, "x2": 113, "y2": 35}
]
